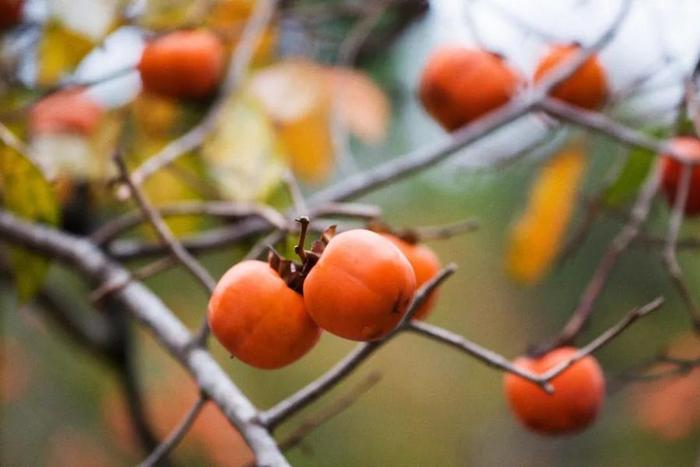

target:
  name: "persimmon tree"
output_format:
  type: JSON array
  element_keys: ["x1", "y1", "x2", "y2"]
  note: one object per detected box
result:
[{"x1": 1, "y1": 0, "x2": 700, "y2": 466}]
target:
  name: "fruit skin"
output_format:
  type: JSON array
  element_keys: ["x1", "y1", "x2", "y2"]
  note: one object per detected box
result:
[
  {"x1": 0, "y1": 0, "x2": 23, "y2": 30},
  {"x1": 208, "y1": 260, "x2": 321, "y2": 369},
  {"x1": 382, "y1": 234, "x2": 441, "y2": 320},
  {"x1": 533, "y1": 44, "x2": 608, "y2": 110},
  {"x1": 303, "y1": 229, "x2": 417, "y2": 341},
  {"x1": 29, "y1": 89, "x2": 104, "y2": 136},
  {"x1": 419, "y1": 46, "x2": 520, "y2": 131},
  {"x1": 139, "y1": 30, "x2": 225, "y2": 99},
  {"x1": 660, "y1": 137, "x2": 700, "y2": 216},
  {"x1": 504, "y1": 347, "x2": 605, "y2": 435}
]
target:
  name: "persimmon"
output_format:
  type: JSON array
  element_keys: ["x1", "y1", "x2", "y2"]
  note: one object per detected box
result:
[
  {"x1": 208, "y1": 260, "x2": 321, "y2": 369},
  {"x1": 29, "y1": 89, "x2": 104, "y2": 136},
  {"x1": 0, "y1": 0, "x2": 23, "y2": 30},
  {"x1": 419, "y1": 46, "x2": 520, "y2": 131},
  {"x1": 504, "y1": 347, "x2": 605, "y2": 435},
  {"x1": 660, "y1": 137, "x2": 700, "y2": 215},
  {"x1": 138, "y1": 29, "x2": 225, "y2": 99},
  {"x1": 382, "y1": 234, "x2": 441, "y2": 320},
  {"x1": 303, "y1": 229, "x2": 417, "y2": 341},
  {"x1": 533, "y1": 44, "x2": 608, "y2": 110}
]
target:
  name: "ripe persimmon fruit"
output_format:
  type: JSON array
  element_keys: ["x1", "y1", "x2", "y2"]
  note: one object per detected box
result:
[
  {"x1": 139, "y1": 29, "x2": 225, "y2": 99},
  {"x1": 0, "y1": 0, "x2": 23, "y2": 30},
  {"x1": 419, "y1": 46, "x2": 520, "y2": 131},
  {"x1": 208, "y1": 260, "x2": 321, "y2": 369},
  {"x1": 533, "y1": 44, "x2": 608, "y2": 110},
  {"x1": 29, "y1": 89, "x2": 104, "y2": 136},
  {"x1": 382, "y1": 234, "x2": 441, "y2": 320},
  {"x1": 303, "y1": 229, "x2": 417, "y2": 341},
  {"x1": 504, "y1": 347, "x2": 605, "y2": 435},
  {"x1": 660, "y1": 137, "x2": 700, "y2": 216}
]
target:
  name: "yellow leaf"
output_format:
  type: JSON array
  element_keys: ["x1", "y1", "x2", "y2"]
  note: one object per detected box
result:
[
  {"x1": 37, "y1": 22, "x2": 94, "y2": 86},
  {"x1": 326, "y1": 67, "x2": 390, "y2": 144},
  {"x1": 130, "y1": 102, "x2": 203, "y2": 236},
  {"x1": 206, "y1": 0, "x2": 278, "y2": 65},
  {"x1": 247, "y1": 60, "x2": 334, "y2": 183},
  {"x1": 201, "y1": 93, "x2": 284, "y2": 201},
  {"x1": 505, "y1": 147, "x2": 587, "y2": 284},
  {"x1": 138, "y1": 0, "x2": 210, "y2": 30},
  {"x1": 0, "y1": 142, "x2": 59, "y2": 301}
]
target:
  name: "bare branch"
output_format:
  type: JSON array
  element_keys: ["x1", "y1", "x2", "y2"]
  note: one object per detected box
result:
[
  {"x1": 91, "y1": 201, "x2": 288, "y2": 246},
  {"x1": 538, "y1": 98, "x2": 700, "y2": 165},
  {"x1": 114, "y1": 153, "x2": 217, "y2": 295},
  {"x1": 127, "y1": 0, "x2": 279, "y2": 189},
  {"x1": 279, "y1": 371, "x2": 382, "y2": 452},
  {"x1": 260, "y1": 264, "x2": 458, "y2": 429},
  {"x1": 537, "y1": 297, "x2": 665, "y2": 381},
  {"x1": 138, "y1": 395, "x2": 208, "y2": 467},
  {"x1": 413, "y1": 219, "x2": 479, "y2": 241},
  {"x1": 0, "y1": 209, "x2": 289, "y2": 466},
  {"x1": 536, "y1": 162, "x2": 661, "y2": 352},
  {"x1": 407, "y1": 321, "x2": 554, "y2": 392},
  {"x1": 662, "y1": 162, "x2": 700, "y2": 328}
]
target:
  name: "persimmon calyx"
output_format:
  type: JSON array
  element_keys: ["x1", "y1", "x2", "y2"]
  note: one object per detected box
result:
[{"x1": 267, "y1": 222, "x2": 337, "y2": 294}]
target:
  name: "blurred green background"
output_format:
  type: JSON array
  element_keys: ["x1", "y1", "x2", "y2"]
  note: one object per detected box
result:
[{"x1": 3, "y1": 0, "x2": 700, "y2": 466}]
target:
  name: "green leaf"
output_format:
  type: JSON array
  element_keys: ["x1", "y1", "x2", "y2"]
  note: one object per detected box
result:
[
  {"x1": 0, "y1": 142, "x2": 59, "y2": 302},
  {"x1": 602, "y1": 146, "x2": 654, "y2": 207}
]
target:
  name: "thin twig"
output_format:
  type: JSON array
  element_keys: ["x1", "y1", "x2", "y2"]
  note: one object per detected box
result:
[
  {"x1": 0, "y1": 209, "x2": 289, "y2": 466},
  {"x1": 138, "y1": 395, "x2": 208, "y2": 467},
  {"x1": 537, "y1": 297, "x2": 665, "y2": 381},
  {"x1": 535, "y1": 162, "x2": 662, "y2": 353},
  {"x1": 539, "y1": 98, "x2": 700, "y2": 166},
  {"x1": 413, "y1": 219, "x2": 479, "y2": 241},
  {"x1": 127, "y1": 0, "x2": 278, "y2": 190},
  {"x1": 279, "y1": 372, "x2": 382, "y2": 452},
  {"x1": 90, "y1": 201, "x2": 288, "y2": 246},
  {"x1": 260, "y1": 264, "x2": 458, "y2": 429},
  {"x1": 114, "y1": 154, "x2": 216, "y2": 294}
]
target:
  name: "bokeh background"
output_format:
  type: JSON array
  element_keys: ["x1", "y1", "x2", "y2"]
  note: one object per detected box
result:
[{"x1": 2, "y1": 0, "x2": 700, "y2": 466}]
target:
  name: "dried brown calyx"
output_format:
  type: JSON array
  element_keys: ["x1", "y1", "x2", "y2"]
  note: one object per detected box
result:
[{"x1": 268, "y1": 216, "x2": 336, "y2": 294}]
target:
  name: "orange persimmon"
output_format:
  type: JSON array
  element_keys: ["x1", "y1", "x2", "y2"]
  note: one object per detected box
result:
[
  {"x1": 303, "y1": 229, "x2": 416, "y2": 341},
  {"x1": 504, "y1": 347, "x2": 605, "y2": 435},
  {"x1": 29, "y1": 89, "x2": 104, "y2": 136},
  {"x1": 533, "y1": 43, "x2": 608, "y2": 110},
  {"x1": 660, "y1": 137, "x2": 700, "y2": 216},
  {"x1": 139, "y1": 30, "x2": 225, "y2": 99},
  {"x1": 419, "y1": 46, "x2": 520, "y2": 131},
  {"x1": 208, "y1": 260, "x2": 320, "y2": 369},
  {"x1": 382, "y1": 234, "x2": 441, "y2": 320}
]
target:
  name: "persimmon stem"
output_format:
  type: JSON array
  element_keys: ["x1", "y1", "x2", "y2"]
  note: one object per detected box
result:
[{"x1": 294, "y1": 216, "x2": 310, "y2": 263}]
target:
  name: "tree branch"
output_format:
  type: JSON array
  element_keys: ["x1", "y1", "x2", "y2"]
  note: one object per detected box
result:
[{"x1": 0, "y1": 209, "x2": 289, "y2": 467}]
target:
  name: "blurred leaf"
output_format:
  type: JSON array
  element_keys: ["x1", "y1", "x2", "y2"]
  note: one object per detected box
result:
[
  {"x1": 505, "y1": 147, "x2": 587, "y2": 284},
  {"x1": 206, "y1": 0, "x2": 278, "y2": 65},
  {"x1": 37, "y1": 22, "x2": 94, "y2": 86},
  {"x1": 48, "y1": 0, "x2": 121, "y2": 41},
  {"x1": 0, "y1": 143, "x2": 59, "y2": 301},
  {"x1": 138, "y1": 0, "x2": 209, "y2": 30},
  {"x1": 130, "y1": 99, "x2": 203, "y2": 236},
  {"x1": 602, "y1": 147, "x2": 654, "y2": 207},
  {"x1": 327, "y1": 67, "x2": 390, "y2": 144},
  {"x1": 202, "y1": 93, "x2": 285, "y2": 201},
  {"x1": 248, "y1": 60, "x2": 334, "y2": 183}
]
